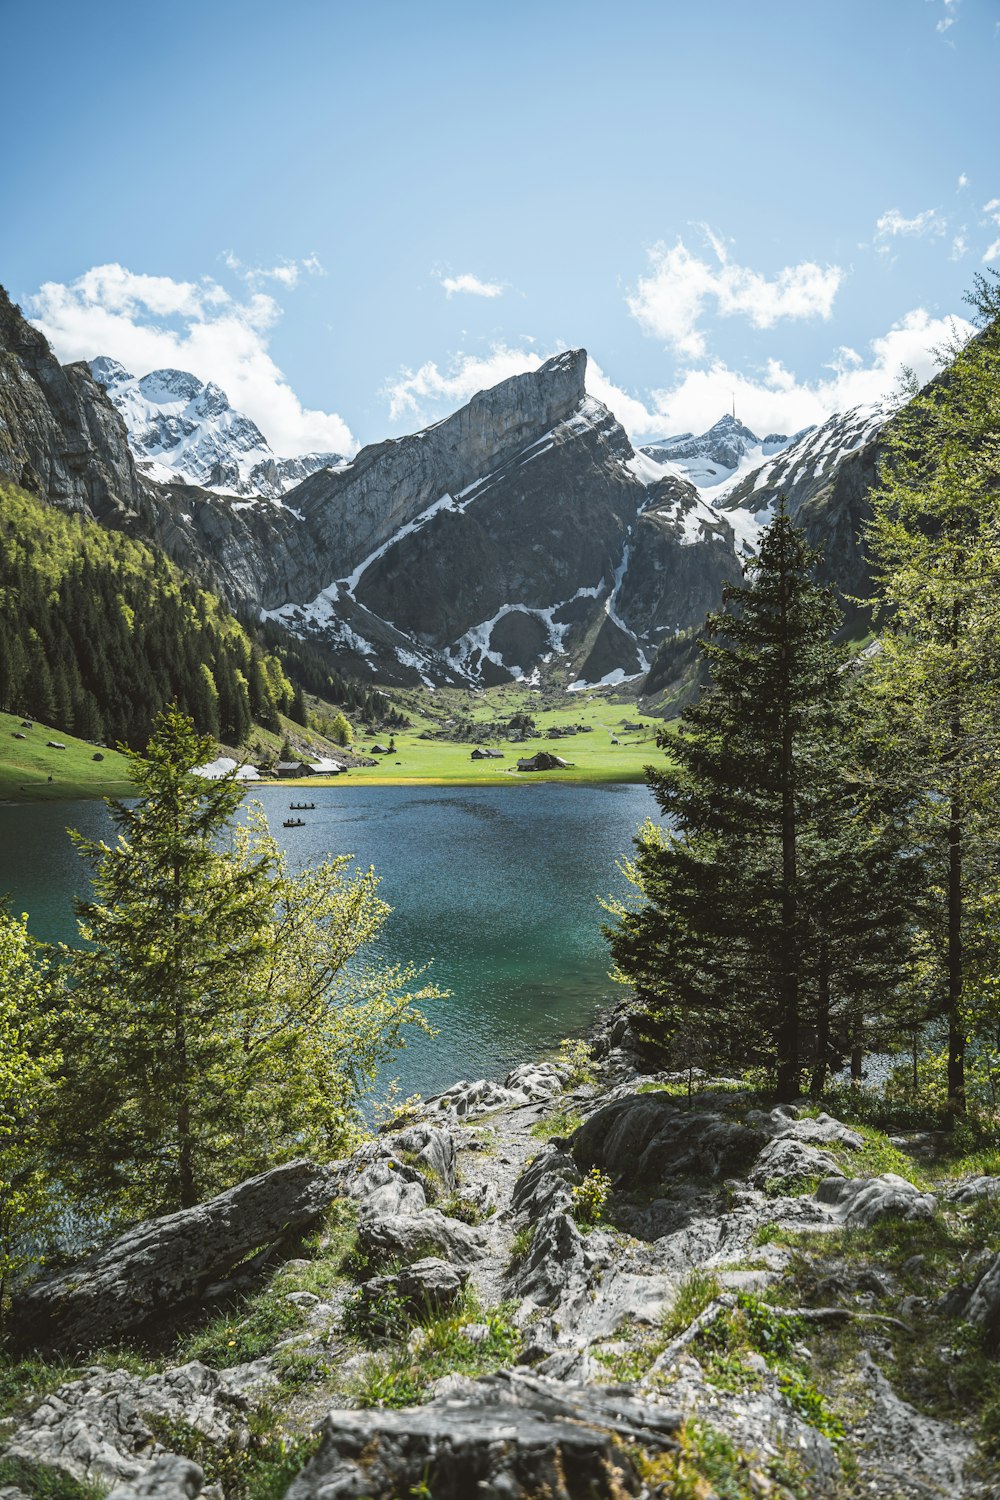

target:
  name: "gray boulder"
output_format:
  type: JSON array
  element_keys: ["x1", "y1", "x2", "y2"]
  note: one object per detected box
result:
[
  {"x1": 341, "y1": 1153, "x2": 428, "y2": 1218},
  {"x1": 944, "y1": 1250, "x2": 1000, "y2": 1351},
  {"x1": 748, "y1": 1136, "x2": 844, "y2": 1192},
  {"x1": 354, "y1": 1257, "x2": 468, "y2": 1328},
  {"x1": 510, "y1": 1146, "x2": 580, "y2": 1220},
  {"x1": 3, "y1": 1360, "x2": 273, "y2": 1489},
  {"x1": 945, "y1": 1175, "x2": 1000, "y2": 1205},
  {"x1": 8, "y1": 1160, "x2": 338, "y2": 1355},
  {"x1": 390, "y1": 1123, "x2": 458, "y2": 1192},
  {"x1": 358, "y1": 1209, "x2": 487, "y2": 1269},
  {"x1": 284, "y1": 1370, "x2": 681, "y2": 1500},
  {"x1": 572, "y1": 1094, "x2": 765, "y2": 1186},
  {"x1": 509, "y1": 1209, "x2": 588, "y2": 1308},
  {"x1": 105, "y1": 1456, "x2": 205, "y2": 1500},
  {"x1": 814, "y1": 1173, "x2": 936, "y2": 1228}
]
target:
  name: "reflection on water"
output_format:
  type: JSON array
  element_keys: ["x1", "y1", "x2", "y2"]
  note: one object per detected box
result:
[{"x1": 0, "y1": 783, "x2": 656, "y2": 1099}]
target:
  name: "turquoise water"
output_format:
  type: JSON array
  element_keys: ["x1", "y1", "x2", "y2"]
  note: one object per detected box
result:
[{"x1": 0, "y1": 784, "x2": 655, "y2": 1099}]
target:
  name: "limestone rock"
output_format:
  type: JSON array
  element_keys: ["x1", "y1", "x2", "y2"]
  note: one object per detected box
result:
[
  {"x1": 358, "y1": 1209, "x2": 487, "y2": 1269},
  {"x1": 105, "y1": 1455, "x2": 205, "y2": 1500},
  {"x1": 945, "y1": 1175, "x2": 1000, "y2": 1205},
  {"x1": 8, "y1": 1160, "x2": 338, "y2": 1354},
  {"x1": 390, "y1": 1123, "x2": 458, "y2": 1192},
  {"x1": 572, "y1": 1093, "x2": 766, "y2": 1186},
  {"x1": 355, "y1": 1257, "x2": 468, "y2": 1327},
  {"x1": 3, "y1": 1361, "x2": 273, "y2": 1489},
  {"x1": 509, "y1": 1208, "x2": 588, "y2": 1308},
  {"x1": 814, "y1": 1172, "x2": 936, "y2": 1228},
  {"x1": 748, "y1": 1136, "x2": 844, "y2": 1191},
  {"x1": 284, "y1": 1370, "x2": 682, "y2": 1500},
  {"x1": 946, "y1": 1250, "x2": 1000, "y2": 1352}
]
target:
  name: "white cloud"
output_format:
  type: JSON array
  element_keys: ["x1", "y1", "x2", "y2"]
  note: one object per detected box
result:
[
  {"x1": 958, "y1": 172, "x2": 969, "y2": 189},
  {"x1": 385, "y1": 344, "x2": 542, "y2": 422},
  {"x1": 642, "y1": 310, "x2": 972, "y2": 440},
  {"x1": 936, "y1": 0, "x2": 959, "y2": 31},
  {"x1": 626, "y1": 232, "x2": 843, "y2": 358},
  {"x1": 29, "y1": 264, "x2": 356, "y2": 458},
  {"x1": 382, "y1": 310, "x2": 969, "y2": 450},
  {"x1": 874, "y1": 207, "x2": 946, "y2": 242},
  {"x1": 221, "y1": 251, "x2": 327, "y2": 290},
  {"x1": 951, "y1": 233, "x2": 969, "y2": 260},
  {"x1": 439, "y1": 272, "x2": 504, "y2": 299},
  {"x1": 982, "y1": 199, "x2": 1000, "y2": 261}
]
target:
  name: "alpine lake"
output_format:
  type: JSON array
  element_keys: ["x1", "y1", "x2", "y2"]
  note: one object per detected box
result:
[{"x1": 0, "y1": 783, "x2": 656, "y2": 1102}]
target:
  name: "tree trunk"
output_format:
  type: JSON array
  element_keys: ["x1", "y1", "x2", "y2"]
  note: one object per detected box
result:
[
  {"x1": 946, "y1": 774, "x2": 966, "y2": 1119},
  {"x1": 775, "y1": 554, "x2": 800, "y2": 1103},
  {"x1": 810, "y1": 940, "x2": 830, "y2": 1097}
]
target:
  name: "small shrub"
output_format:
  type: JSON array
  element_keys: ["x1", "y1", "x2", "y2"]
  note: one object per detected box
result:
[
  {"x1": 0, "y1": 1456, "x2": 106, "y2": 1500},
  {"x1": 662, "y1": 1269, "x2": 721, "y2": 1339},
  {"x1": 529, "y1": 1109, "x2": 582, "y2": 1141},
  {"x1": 778, "y1": 1371, "x2": 845, "y2": 1443},
  {"x1": 738, "y1": 1294, "x2": 803, "y2": 1360},
  {"x1": 508, "y1": 1222, "x2": 536, "y2": 1266},
  {"x1": 571, "y1": 1168, "x2": 612, "y2": 1226},
  {"x1": 557, "y1": 1037, "x2": 596, "y2": 1087},
  {"x1": 342, "y1": 1284, "x2": 411, "y2": 1344}
]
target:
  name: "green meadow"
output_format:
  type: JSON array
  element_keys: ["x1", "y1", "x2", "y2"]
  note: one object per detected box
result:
[{"x1": 0, "y1": 712, "x2": 133, "y2": 803}]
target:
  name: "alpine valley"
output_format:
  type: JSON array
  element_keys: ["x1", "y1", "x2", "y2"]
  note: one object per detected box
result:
[{"x1": 0, "y1": 284, "x2": 883, "y2": 706}]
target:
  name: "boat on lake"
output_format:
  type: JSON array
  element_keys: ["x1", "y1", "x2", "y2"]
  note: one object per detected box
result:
[{"x1": 283, "y1": 817, "x2": 306, "y2": 828}]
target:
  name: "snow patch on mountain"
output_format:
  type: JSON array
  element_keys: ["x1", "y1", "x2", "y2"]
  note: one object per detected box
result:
[{"x1": 90, "y1": 359, "x2": 344, "y2": 502}]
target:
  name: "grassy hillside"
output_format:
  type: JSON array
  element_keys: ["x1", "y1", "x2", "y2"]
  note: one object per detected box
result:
[{"x1": 0, "y1": 711, "x2": 132, "y2": 802}]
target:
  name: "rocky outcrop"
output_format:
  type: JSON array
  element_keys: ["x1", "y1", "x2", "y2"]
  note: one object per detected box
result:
[
  {"x1": 814, "y1": 1172, "x2": 937, "y2": 1228},
  {"x1": 3, "y1": 1039, "x2": 990, "y2": 1500},
  {"x1": 0, "y1": 287, "x2": 147, "y2": 526},
  {"x1": 4, "y1": 1361, "x2": 275, "y2": 1489},
  {"x1": 8, "y1": 1160, "x2": 339, "y2": 1355},
  {"x1": 722, "y1": 403, "x2": 884, "y2": 621},
  {"x1": 286, "y1": 1372, "x2": 682, "y2": 1500}
]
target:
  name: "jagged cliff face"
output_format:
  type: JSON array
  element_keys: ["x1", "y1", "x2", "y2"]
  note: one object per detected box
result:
[
  {"x1": 0, "y1": 289, "x2": 147, "y2": 526},
  {"x1": 0, "y1": 281, "x2": 884, "y2": 692},
  {"x1": 261, "y1": 356, "x2": 747, "y2": 687},
  {"x1": 721, "y1": 404, "x2": 884, "y2": 619}
]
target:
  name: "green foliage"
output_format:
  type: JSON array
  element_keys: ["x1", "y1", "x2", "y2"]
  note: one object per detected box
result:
[
  {"x1": 777, "y1": 1370, "x2": 845, "y2": 1441},
  {"x1": 556, "y1": 1036, "x2": 596, "y2": 1086},
  {"x1": 528, "y1": 1109, "x2": 582, "y2": 1141},
  {"x1": 0, "y1": 1456, "x2": 107, "y2": 1500},
  {"x1": 507, "y1": 1222, "x2": 537, "y2": 1266},
  {"x1": 862, "y1": 283, "x2": 1000, "y2": 1116},
  {"x1": 349, "y1": 1297, "x2": 520, "y2": 1407},
  {"x1": 662, "y1": 1269, "x2": 721, "y2": 1339},
  {"x1": 145, "y1": 1408, "x2": 320, "y2": 1500},
  {"x1": 607, "y1": 506, "x2": 917, "y2": 1101},
  {"x1": 0, "y1": 481, "x2": 294, "y2": 748},
  {"x1": 632, "y1": 1419, "x2": 806, "y2": 1500},
  {"x1": 0, "y1": 910, "x2": 63, "y2": 1330},
  {"x1": 178, "y1": 1202, "x2": 358, "y2": 1367},
  {"x1": 570, "y1": 1167, "x2": 612, "y2": 1226},
  {"x1": 56, "y1": 709, "x2": 439, "y2": 1217}
]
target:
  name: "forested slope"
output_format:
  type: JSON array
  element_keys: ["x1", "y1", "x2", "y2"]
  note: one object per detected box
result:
[{"x1": 0, "y1": 480, "x2": 296, "y2": 747}]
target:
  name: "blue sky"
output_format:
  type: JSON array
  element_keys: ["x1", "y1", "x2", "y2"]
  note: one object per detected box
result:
[{"x1": 3, "y1": 0, "x2": 998, "y2": 455}]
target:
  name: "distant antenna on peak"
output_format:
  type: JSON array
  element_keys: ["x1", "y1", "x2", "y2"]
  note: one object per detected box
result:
[{"x1": 732, "y1": 393, "x2": 736, "y2": 420}]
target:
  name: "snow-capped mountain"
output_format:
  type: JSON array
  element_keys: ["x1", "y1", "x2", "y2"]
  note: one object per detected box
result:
[
  {"x1": 89, "y1": 357, "x2": 344, "y2": 502},
  {"x1": 639, "y1": 413, "x2": 807, "y2": 494}
]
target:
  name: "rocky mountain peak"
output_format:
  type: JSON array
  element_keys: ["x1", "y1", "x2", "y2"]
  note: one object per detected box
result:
[
  {"x1": 89, "y1": 355, "x2": 132, "y2": 389},
  {"x1": 88, "y1": 355, "x2": 341, "y2": 502}
]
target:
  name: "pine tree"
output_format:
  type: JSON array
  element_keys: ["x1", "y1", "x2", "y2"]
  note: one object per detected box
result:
[
  {"x1": 862, "y1": 273, "x2": 1000, "y2": 1117},
  {"x1": 606, "y1": 507, "x2": 914, "y2": 1100},
  {"x1": 0, "y1": 910, "x2": 62, "y2": 1329},
  {"x1": 57, "y1": 707, "x2": 438, "y2": 1217}
]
